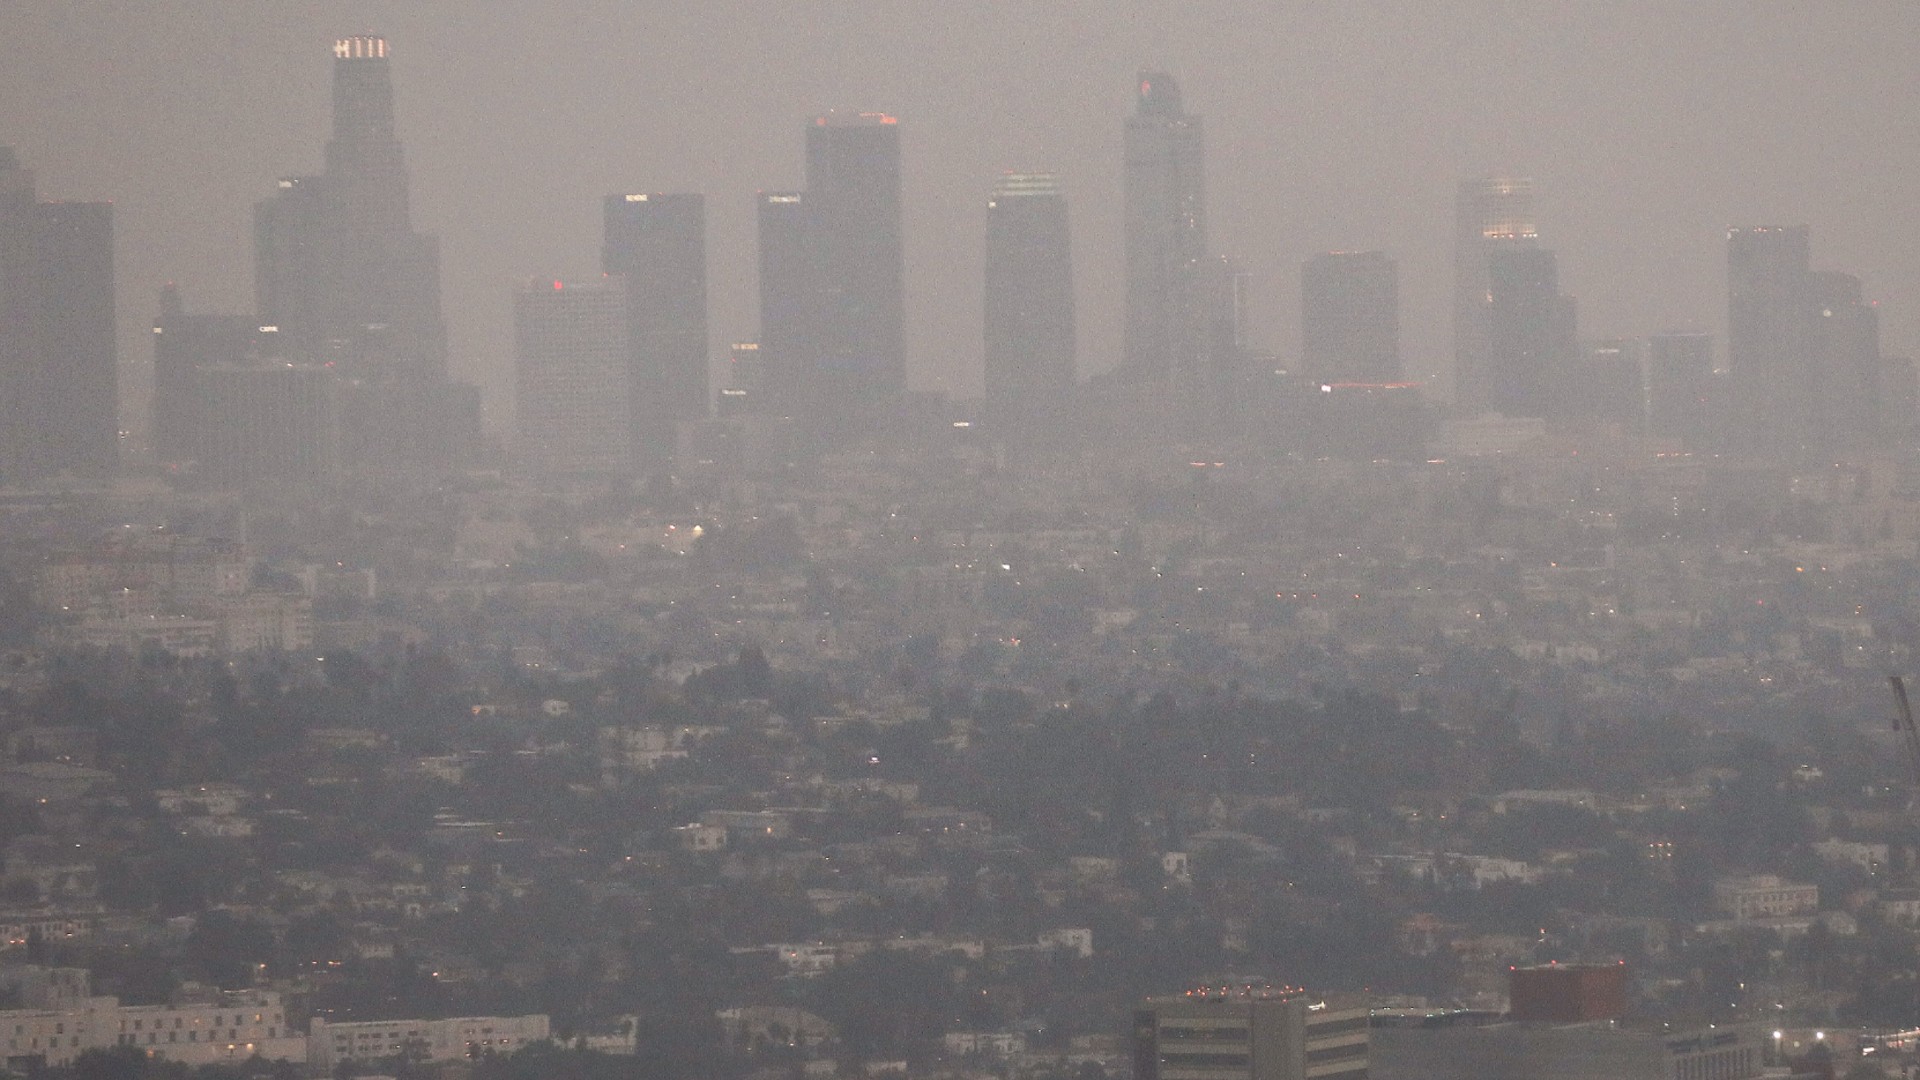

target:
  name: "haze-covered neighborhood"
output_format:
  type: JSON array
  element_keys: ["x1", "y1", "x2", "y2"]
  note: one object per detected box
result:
[{"x1": 2, "y1": 6, "x2": 1919, "y2": 1080}]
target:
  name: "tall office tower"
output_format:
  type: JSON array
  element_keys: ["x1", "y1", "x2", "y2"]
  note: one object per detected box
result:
[
  {"x1": 1484, "y1": 248, "x2": 1575, "y2": 418},
  {"x1": 255, "y1": 36, "x2": 464, "y2": 474},
  {"x1": 803, "y1": 111, "x2": 905, "y2": 418},
  {"x1": 1454, "y1": 178, "x2": 1538, "y2": 410},
  {"x1": 1123, "y1": 73, "x2": 1208, "y2": 387},
  {"x1": 1301, "y1": 251, "x2": 1400, "y2": 383},
  {"x1": 193, "y1": 363, "x2": 343, "y2": 487},
  {"x1": 1726, "y1": 226, "x2": 1814, "y2": 454},
  {"x1": 1571, "y1": 338, "x2": 1645, "y2": 428},
  {"x1": 151, "y1": 285, "x2": 276, "y2": 463},
  {"x1": 983, "y1": 172, "x2": 1075, "y2": 432},
  {"x1": 1133, "y1": 986, "x2": 1368, "y2": 1080},
  {"x1": 603, "y1": 192, "x2": 708, "y2": 465},
  {"x1": 756, "y1": 191, "x2": 813, "y2": 414},
  {"x1": 0, "y1": 148, "x2": 117, "y2": 481},
  {"x1": 1807, "y1": 271, "x2": 1882, "y2": 450},
  {"x1": 514, "y1": 280, "x2": 633, "y2": 475},
  {"x1": 1646, "y1": 331, "x2": 1715, "y2": 443}
]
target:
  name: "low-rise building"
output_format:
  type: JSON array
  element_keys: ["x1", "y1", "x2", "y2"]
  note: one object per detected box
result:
[
  {"x1": 1711, "y1": 875, "x2": 1818, "y2": 921},
  {"x1": 307, "y1": 1014, "x2": 549, "y2": 1069}
]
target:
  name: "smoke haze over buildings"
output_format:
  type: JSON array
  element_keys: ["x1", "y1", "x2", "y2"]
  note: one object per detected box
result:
[{"x1": 2, "y1": 1, "x2": 1916, "y2": 432}]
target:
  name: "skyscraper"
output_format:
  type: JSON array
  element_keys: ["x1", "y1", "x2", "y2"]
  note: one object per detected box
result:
[
  {"x1": 514, "y1": 280, "x2": 632, "y2": 475},
  {"x1": 1485, "y1": 247, "x2": 1574, "y2": 418},
  {"x1": 1572, "y1": 338, "x2": 1645, "y2": 429},
  {"x1": 1123, "y1": 73, "x2": 1207, "y2": 386},
  {"x1": 1301, "y1": 251, "x2": 1400, "y2": 384},
  {"x1": 983, "y1": 172, "x2": 1075, "y2": 432},
  {"x1": 1454, "y1": 178, "x2": 1538, "y2": 411},
  {"x1": 1646, "y1": 331, "x2": 1715, "y2": 444},
  {"x1": 756, "y1": 190, "x2": 812, "y2": 415},
  {"x1": 1807, "y1": 271, "x2": 1882, "y2": 451},
  {"x1": 254, "y1": 36, "x2": 468, "y2": 474},
  {"x1": 603, "y1": 192, "x2": 708, "y2": 465},
  {"x1": 803, "y1": 111, "x2": 905, "y2": 415},
  {"x1": 151, "y1": 285, "x2": 275, "y2": 464},
  {"x1": 1726, "y1": 226, "x2": 1813, "y2": 453},
  {"x1": 0, "y1": 148, "x2": 117, "y2": 480},
  {"x1": 257, "y1": 36, "x2": 444, "y2": 375}
]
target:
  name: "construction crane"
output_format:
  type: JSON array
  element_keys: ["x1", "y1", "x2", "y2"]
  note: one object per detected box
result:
[{"x1": 1887, "y1": 676, "x2": 1920, "y2": 788}]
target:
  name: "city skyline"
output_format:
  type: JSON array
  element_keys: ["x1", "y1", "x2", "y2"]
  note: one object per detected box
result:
[{"x1": 2, "y1": 2, "x2": 1916, "y2": 435}]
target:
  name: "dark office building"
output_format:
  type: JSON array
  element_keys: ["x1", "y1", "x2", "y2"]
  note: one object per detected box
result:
[
  {"x1": 1807, "y1": 271, "x2": 1883, "y2": 452},
  {"x1": 756, "y1": 191, "x2": 813, "y2": 415},
  {"x1": 1646, "y1": 331, "x2": 1715, "y2": 444},
  {"x1": 1572, "y1": 338, "x2": 1645, "y2": 429},
  {"x1": 0, "y1": 148, "x2": 117, "y2": 481},
  {"x1": 193, "y1": 363, "x2": 343, "y2": 487},
  {"x1": 151, "y1": 285, "x2": 275, "y2": 464},
  {"x1": 603, "y1": 192, "x2": 708, "y2": 465},
  {"x1": 983, "y1": 172, "x2": 1075, "y2": 433},
  {"x1": 803, "y1": 111, "x2": 905, "y2": 415},
  {"x1": 1123, "y1": 72, "x2": 1208, "y2": 388},
  {"x1": 1454, "y1": 178, "x2": 1537, "y2": 411},
  {"x1": 1726, "y1": 226, "x2": 1814, "y2": 454},
  {"x1": 254, "y1": 36, "x2": 470, "y2": 474},
  {"x1": 1485, "y1": 248, "x2": 1575, "y2": 418},
  {"x1": 256, "y1": 36, "x2": 444, "y2": 375},
  {"x1": 1301, "y1": 251, "x2": 1400, "y2": 384}
]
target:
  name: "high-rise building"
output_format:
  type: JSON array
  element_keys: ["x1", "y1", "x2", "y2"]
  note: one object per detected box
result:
[
  {"x1": 256, "y1": 36, "x2": 444, "y2": 375},
  {"x1": 983, "y1": 172, "x2": 1075, "y2": 432},
  {"x1": 0, "y1": 148, "x2": 117, "y2": 480},
  {"x1": 603, "y1": 192, "x2": 708, "y2": 465},
  {"x1": 514, "y1": 280, "x2": 632, "y2": 475},
  {"x1": 1646, "y1": 331, "x2": 1714, "y2": 443},
  {"x1": 1301, "y1": 251, "x2": 1400, "y2": 384},
  {"x1": 1572, "y1": 338, "x2": 1645, "y2": 429},
  {"x1": 803, "y1": 111, "x2": 905, "y2": 415},
  {"x1": 1454, "y1": 178, "x2": 1538, "y2": 411},
  {"x1": 1123, "y1": 73, "x2": 1208, "y2": 387},
  {"x1": 1726, "y1": 225, "x2": 1813, "y2": 453},
  {"x1": 1807, "y1": 271, "x2": 1882, "y2": 451},
  {"x1": 1133, "y1": 986, "x2": 1368, "y2": 1080},
  {"x1": 254, "y1": 36, "x2": 470, "y2": 475},
  {"x1": 1485, "y1": 247, "x2": 1575, "y2": 418},
  {"x1": 756, "y1": 191, "x2": 813, "y2": 415},
  {"x1": 151, "y1": 285, "x2": 275, "y2": 464},
  {"x1": 193, "y1": 362, "x2": 343, "y2": 487}
]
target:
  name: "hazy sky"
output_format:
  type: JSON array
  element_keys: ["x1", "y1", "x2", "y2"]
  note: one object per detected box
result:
[{"x1": 4, "y1": 1, "x2": 1916, "y2": 431}]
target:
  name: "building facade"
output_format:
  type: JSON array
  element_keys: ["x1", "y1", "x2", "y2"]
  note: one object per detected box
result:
[
  {"x1": 800, "y1": 111, "x2": 905, "y2": 424},
  {"x1": 603, "y1": 192, "x2": 709, "y2": 465},
  {"x1": 1726, "y1": 226, "x2": 1812, "y2": 455},
  {"x1": 1301, "y1": 251, "x2": 1400, "y2": 384},
  {"x1": 0, "y1": 148, "x2": 117, "y2": 481},
  {"x1": 1484, "y1": 248, "x2": 1575, "y2": 419},
  {"x1": 1712, "y1": 874, "x2": 1818, "y2": 921},
  {"x1": 1646, "y1": 331, "x2": 1715, "y2": 444},
  {"x1": 1133, "y1": 987, "x2": 1368, "y2": 1080},
  {"x1": 308, "y1": 1014, "x2": 550, "y2": 1069},
  {"x1": 514, "y1": 280, "x2": 632, "y2": 475},
  {"x1": 983, "y1": 172, "x2": 1075, "y2": 435},
  {"x1": 1122, "y1": 73, "x2": 1208, "y2": 389},
  {"x1": 0, "y1": 968, "x2": 302, "y2": 1070},
  {"x1": 1454, "y1": 178, "x2": 1537, "y2": 412},
  {"x1": 252, "y1": 36, "x2": 472, "y2": 476}
]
